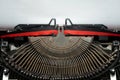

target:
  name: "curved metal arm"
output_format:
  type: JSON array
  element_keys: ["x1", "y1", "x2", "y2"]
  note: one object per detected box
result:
[
  {"x1": 49, "y1": 18, "x2": 56, "y2": 26},
  {"x1": 65, "y1": 18, "x2": 73, "y2": 26}
]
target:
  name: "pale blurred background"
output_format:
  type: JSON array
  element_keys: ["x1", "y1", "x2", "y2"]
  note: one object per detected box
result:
[{"x1": 0, "y1": 0, "x2": 120, "y2": 28}]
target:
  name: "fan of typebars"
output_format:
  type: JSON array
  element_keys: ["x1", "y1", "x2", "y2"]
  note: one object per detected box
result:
[{"x1": 7, "y1": 32, "x2": 117, "y2": 80}]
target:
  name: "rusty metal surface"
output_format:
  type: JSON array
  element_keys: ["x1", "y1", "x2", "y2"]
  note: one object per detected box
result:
[{"x1": 29, "y1": 33, "x2": 93, "y2": 58}]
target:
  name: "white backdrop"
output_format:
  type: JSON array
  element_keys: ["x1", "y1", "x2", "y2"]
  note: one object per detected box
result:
[{"x1": 0, "y1": 0, "x2": 120, "y2": 28}]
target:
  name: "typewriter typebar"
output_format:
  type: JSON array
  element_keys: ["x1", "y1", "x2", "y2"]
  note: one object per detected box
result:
[{"x1": 0, "y1": 19, "x2": 120, "y2": 80}]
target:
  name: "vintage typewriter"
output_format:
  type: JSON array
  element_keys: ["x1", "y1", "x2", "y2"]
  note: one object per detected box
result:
[{"x1": 0, "y1": 19, "x2": 120, "y2": 80}]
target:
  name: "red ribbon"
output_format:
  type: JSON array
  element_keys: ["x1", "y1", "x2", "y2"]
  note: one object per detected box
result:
[
  {"x1": 64, "y1": 30, "x2": 120, "y2": 37},
  {"x1": 0, "y1": 30, "x2": 58, "y2": 38},
  {"x1": 0, "y1": 30, "x2": 120, "y2": 38}
]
